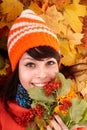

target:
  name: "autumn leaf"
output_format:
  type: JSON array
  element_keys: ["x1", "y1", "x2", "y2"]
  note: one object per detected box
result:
[
  {"x1": 73, "y1": 57, "x2": 87, "y2": 98},
  {"x1": 64, "y1": 2, "x2": 87, "y2": 17},
  {"x1": 29, "y1": 1, "x2": 42, "y2": 15},
  {"x1": 64, "y1": 3, "x2": 87, "y2": 32},
  {"x1": 59, "y1": 38, "x2": 80, "y2": 66},
  {"x1": 1, "y1": 0, "x2": 24, "y2": 22},
  {"x1": 64, "y1": 9, "x2": 82, "y2": 33},
  {"x1": 69, "y1": 98, "x2": 87, "y2": 123},
  {"x1": 54, "y1": 0, "x2": 71, "y2": 10},
  {"x1": 40, "y1": 5, "x2": 64, "y2": 34},
  {"x1": 73, "y1": 0, "x2": 80, "y2": 4}
]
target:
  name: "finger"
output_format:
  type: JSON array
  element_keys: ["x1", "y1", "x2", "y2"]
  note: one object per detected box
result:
[
  {"x1": 50, "y1": 119, "x2": 62, "y2": 130},
  {"x1": 54, "y1": 114, "x2": 68, "y2": 130},
  {"x1": 46, "y1": 125, "x2": 53, "y2": 130}
]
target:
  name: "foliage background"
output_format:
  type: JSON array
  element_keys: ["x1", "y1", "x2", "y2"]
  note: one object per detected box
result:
[{"x1": 0, "y1": 0, "x2": 87, "y2": 98}]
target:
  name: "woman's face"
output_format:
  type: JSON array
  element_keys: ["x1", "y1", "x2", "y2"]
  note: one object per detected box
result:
[{"x1": 18, "y1": 52, "x2": 59, "y2": 90}]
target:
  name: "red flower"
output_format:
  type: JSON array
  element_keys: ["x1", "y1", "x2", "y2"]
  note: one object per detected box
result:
[
  {"x1": 43, "y1": 80, "x2": 61, "y2": 96},
  {"x1": 35, "y1": 104, "x2": 45, "y2": 118},
  {"x1": 59, "y1": 100, "x2": 72, "y2": 111},
  {"x1": 15, "y1": 108, "x2": 36, "y2": 125}
]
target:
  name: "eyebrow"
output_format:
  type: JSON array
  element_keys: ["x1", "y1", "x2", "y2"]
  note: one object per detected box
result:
[{"x1": 23, "y1": 57, "x2": 34, "y2": 60}]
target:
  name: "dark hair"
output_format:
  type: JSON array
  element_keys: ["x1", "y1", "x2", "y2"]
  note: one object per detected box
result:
[
  {"x1": 0, "y1": 46, "x2": 60, "y2": 118},
  {"x1": 60, "y1": 62, "x2": 87, "y2": 79},
  {"x1": 27, "y1": 46, "x2": 60, "y2": 63}
]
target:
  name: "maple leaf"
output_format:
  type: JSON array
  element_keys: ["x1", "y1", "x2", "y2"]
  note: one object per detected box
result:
[
  {"x1": 1, "y1": 0, "x2": 24, "y2": 22},
  {"x1": 40, "y1": 5, "x2": 64, "y2": 34},
  {"x1": 73, "y1": 0, "x2": 80, "y2": 4},
  {"x1": 54, "y1": 0, "x2": 71, "y2": 10},
  {"x1": 67, "y1": 31, "x2": 83, "y2": 45},
  {"x1": 73, "y1": 57, "x2": 87, "y2": 98},
  {"x1": 29, "y1": 1, "x2": 42, "y2": 15},
  {"x1": 64, "y1": 3, "x2": 87, "y2": 32},
  {"x1": 59, "y1": 38, "x2": 80, "y2": 66}
]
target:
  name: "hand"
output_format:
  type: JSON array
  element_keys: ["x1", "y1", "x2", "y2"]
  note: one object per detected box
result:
[{"x1": 46, "y1": 113, "x2": 68, "y2": 130}]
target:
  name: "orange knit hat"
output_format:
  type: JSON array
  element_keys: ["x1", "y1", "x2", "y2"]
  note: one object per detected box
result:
[{"x1": 7, "y1": 9, "x2": 60, "y2": 71}]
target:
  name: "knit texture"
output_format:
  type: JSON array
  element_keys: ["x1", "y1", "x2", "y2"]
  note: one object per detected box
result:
[
  {"x1": 16, "y1": 84, "x2": 32, "y2": 108},
  {"x1": 7, "y1": 9, "x2": 59, "y2": 71}
]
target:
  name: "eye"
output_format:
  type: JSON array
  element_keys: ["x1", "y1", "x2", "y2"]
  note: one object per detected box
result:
[
  {"x1": 25, "y1": 62, "x2": 36, "y2": 68},
  {"x1": 46, "y1": 61, "x2": 56, "y2": 65}
]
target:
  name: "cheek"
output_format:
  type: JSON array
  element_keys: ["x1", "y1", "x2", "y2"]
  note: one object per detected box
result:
[
  {"x1": 18, "y1": 68, "x2": 33, "y2": 89},
  {"x1": 53, "y1": 64, "x2": 59, "y2": 73},
  {"x1": 19, "y1": 72, "x2": 29, "y2": 85},
  {"x1": 49, "y1": 65, "x2": 59, "y2": 78}
]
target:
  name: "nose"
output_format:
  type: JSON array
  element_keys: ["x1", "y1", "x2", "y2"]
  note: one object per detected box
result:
[{"x1": 37, "y1": 66, "x2": 48, "y2": 79}]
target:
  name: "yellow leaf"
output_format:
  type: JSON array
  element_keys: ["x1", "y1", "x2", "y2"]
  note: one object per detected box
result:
[
  {"x1": 0, "y1": 68, "x2": 6, "y2": 75},
  {"x1": 58, "y1": 22, "x2": 69, "y2": 37},
  {"x1": 29, "y1": 1, "x2": 42, "y2": 15},
  {"x1": 40, "y1": 126, "x2": 45, "y2": 130},
  {"x1": 0, "y1": 21, "x2": 6, "y2": 28},
  {"x1": 0, "y1": 20, "x2": 13, "y2": 28},
  {"x1": 59, "y1": 39, "x2": 79, "y2": 66},
  {"x1": 1, "y1": 0, "x2": 23, "y2": 22},
  {"x1": 63, "y1": 3, "x2": 87, "y2": 33},
  {"x1": 45, "y1": 5, "x2": 64, "y2": 21},
  {"x1": 65, "y1": 4, "x2": 87, "y2": 17},
  {"x1": 64, "y1": 10, "x2": 82, "y2": 33},
  {"x1": 64, "y1": 2, "x2": 87, "y2": 32},
  {"x1": 40, "y1": 5, "x2": 64, "y2": 34},
  {"x1": 54, "y1": 106, "x2": 59, "y2": 113},
  {"x1": 73, "y1": 0, "x2": 80, "y2": 4},
  {"x1": 35, "y1": 117, "x2": 46, "y2": 129},
  {"x1": 0, "y1": 62, "x2": 10, "y2": 76},
  {"x1": 68, "y1": 33, "x2": 84, "y2": 45}
]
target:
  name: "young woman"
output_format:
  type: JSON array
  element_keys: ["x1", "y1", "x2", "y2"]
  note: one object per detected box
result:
[{"x1": 0, "y1": 9, "x2": 68, "y2": 130}]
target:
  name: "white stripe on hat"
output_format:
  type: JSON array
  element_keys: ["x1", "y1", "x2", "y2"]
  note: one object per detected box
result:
[
  {"x1": 21, "y1": 9, "x2": 35, "y2": 15},
  {"x1": 19, "y1": 9, "x2": 45, "y2": 23},
  {"x1": 11, "y1": 22, "x2": 30, "y2": 30},
  {"x1": 8, "y1": 23, "x2": 52, "y2": 44},
  {"x1": 20, "y1": 14, "x2": 45, "y2": 23},
  {"x1": 8, "y1": 28, "x2": 58, "y2": 53}
]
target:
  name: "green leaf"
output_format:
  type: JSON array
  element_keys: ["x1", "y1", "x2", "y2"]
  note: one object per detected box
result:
[
  {"x1": 28, "y1": 87, "x2": 55, "y2": 103},
  {"x1": 80, "y1": 108, "x2": 87, "y2": 123},
  {"x1": 56, "y1": 72, "x2": 71, "y2": 96},
  {"x1": 69, "y1": 98, "x2": 87, "y2": 123}
]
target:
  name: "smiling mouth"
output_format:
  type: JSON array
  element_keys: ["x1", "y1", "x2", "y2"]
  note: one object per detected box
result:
[
  {"x1": 31, "y1": 79, "x2": 54, "y2": 88},
  {"x1": 31, "y1": 83, "x2": 47, "y2": 88}
]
